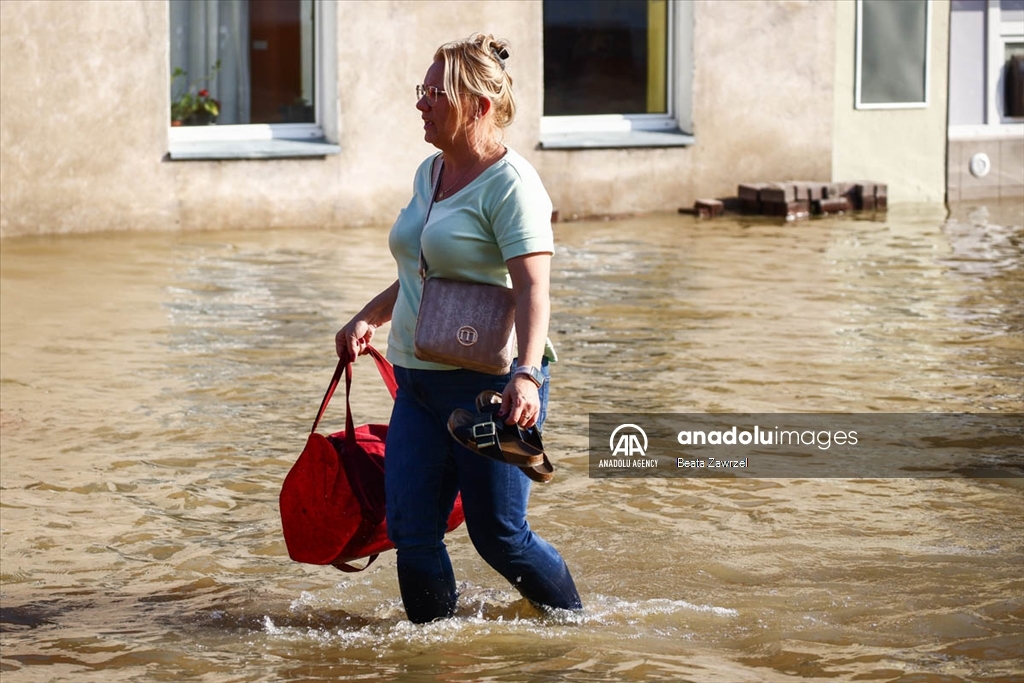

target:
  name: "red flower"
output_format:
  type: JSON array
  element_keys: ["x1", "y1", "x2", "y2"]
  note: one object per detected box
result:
[{"x1": 198, "y1": 89, "x2": 209, "y2": 98}]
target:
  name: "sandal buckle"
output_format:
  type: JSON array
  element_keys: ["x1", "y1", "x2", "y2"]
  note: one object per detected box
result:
[{"x1": 472, "y1": 420, "x2": 498, "y2": 448}]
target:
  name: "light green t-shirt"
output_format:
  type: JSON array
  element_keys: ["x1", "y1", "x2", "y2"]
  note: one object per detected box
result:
[{"x1": 386, "y1": 148, "x2": 556, "y2": 370}]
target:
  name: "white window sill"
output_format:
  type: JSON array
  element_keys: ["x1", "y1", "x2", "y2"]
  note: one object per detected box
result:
[
  {"x1": 948, "y1": 123, "x2": 1024, "y2": 141},
  {"x1": 167, "y1": 137, "x2": 341, "y2": 160},
  {"x1": 539, "y1": 128, "x2": 695, "y2": 150}
]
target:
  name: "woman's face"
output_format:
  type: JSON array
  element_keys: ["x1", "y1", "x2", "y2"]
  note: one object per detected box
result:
[{"x1": 417, "y1": 60, "x2": 460, "y2": 148}]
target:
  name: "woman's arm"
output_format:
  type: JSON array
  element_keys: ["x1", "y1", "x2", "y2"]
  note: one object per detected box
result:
[
  {"x1": 335, "y1": 279, "x2": 400, "y2": 360},
  {"x1": 502, "y1": 252, "x2": 551, "y2": 428}
]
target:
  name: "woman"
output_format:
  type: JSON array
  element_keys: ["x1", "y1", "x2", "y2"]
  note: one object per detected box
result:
[{"x1": 335, "y1": 33, "x2": 582, "y2": 623}]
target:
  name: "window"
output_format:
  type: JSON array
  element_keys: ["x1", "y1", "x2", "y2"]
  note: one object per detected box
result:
[
  {"x1": 996, "y1": 0, "x2": 1024, "y2": 120},
  {"x1": 540, "y1": 0, "x2": 693, "y2": 149},
  {"x1": 855, "y1": 0, "x2": 931, "y2": 109},
  {"x1": 168, "y1": 0, "x2": 339, "y2": 160},
  {"x1": 948, "y1": 0, "x2": 1024, "y2": 136}
]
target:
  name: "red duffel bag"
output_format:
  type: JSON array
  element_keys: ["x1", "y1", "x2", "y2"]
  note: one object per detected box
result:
[{"x1": 280, "y1": 345, "x2": 465, "y2": 572}]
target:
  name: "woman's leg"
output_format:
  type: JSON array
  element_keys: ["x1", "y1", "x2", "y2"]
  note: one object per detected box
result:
[
  {"x1": 385, "y1": 366, "x2": 461, "y2": 623},
  {"x1": 387, "y1": 363, "x2": 581, "y2": 620},
  {"x1": 455, "y1": 364, "x2": 583, "y2": 611},
  {"x1": 456, "y1": 452, "x2": 583, "y2": 610}
]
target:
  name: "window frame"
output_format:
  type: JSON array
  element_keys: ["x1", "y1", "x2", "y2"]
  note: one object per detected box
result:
[
  {"x1": 167, "y1": 0, "x2": 339, "y2": 160},
  {"x1": 855, "y1": 0, "x2": 932, "y2": 110},
  {"x1": 539, "y1": 0, "x2": 694, "y2": 149},
  {"x1": 989, "y1": 0, "x2": 1024, "y2": 123}
]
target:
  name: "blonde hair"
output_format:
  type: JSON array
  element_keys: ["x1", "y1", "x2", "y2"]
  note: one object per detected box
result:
[{"x1": 433, "y1": 33, "x2": 516, "y2": 136}]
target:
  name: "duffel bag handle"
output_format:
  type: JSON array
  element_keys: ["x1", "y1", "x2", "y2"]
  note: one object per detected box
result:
[{"x1": 311, "y1": 345, "x2": 397, "y2": 435}]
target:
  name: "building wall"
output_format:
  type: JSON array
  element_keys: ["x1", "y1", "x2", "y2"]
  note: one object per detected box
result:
[
  {"x1": 1, "y1": 1, "x2": 174, "y2": 236},
  {"x1": 947, "y1": 135, "x2": 1024, "y2": 200},
  {"x1": 0, "y1": 0, "x2": 544, "y2": 237},
  {"x1": 538, "y1": 0, "x2": 836, "y2": 219},
  {"x1": 3, "y1": 0, "x2": 835, "y2": 237},
  {"x1": 831, "y1": 0, "x2": 951, "y2": 204}
]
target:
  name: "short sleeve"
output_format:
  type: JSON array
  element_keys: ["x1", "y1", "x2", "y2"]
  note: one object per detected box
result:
[{"x1": 489, "y1": 162, "x2": 555, "y2": 262}]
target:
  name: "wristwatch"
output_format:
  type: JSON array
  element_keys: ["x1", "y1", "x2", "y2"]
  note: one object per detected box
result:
[{"x1": 513, "y1": 365, "x2": 544, "y2": 388}]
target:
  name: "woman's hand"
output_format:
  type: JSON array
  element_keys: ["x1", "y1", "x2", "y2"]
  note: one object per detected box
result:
[
  {"x1": 335, "y1": 318, "x2": 376, "y2": 361},
  {"x1": 334, "y1": 280, "x2": 400, "y2": 361},
  {"x1": 500, "y1": 375, "x2": 541, "y2": 429}
]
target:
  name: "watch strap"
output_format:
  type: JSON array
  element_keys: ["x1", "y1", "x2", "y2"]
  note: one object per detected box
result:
[{"x1": 514, "y1": 365, "x2": 544, "y2": 387}]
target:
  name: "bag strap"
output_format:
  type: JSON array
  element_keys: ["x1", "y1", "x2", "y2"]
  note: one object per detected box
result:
[
  {"x1": 311, "y1": 345, "x2": 396, "y2": 435},
  {"x1": 333, "y1": 554, "x2": 379, "y2": 573},
  {"x1": 418, "y1": 153, "x2": 444, "y2": 281}
]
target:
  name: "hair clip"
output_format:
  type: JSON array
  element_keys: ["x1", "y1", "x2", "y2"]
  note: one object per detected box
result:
[{"x1": 491, "y1": 46, "x2": 509, "y2": 68}]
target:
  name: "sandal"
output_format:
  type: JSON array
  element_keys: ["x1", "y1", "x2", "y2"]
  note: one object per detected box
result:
[
  {"x1": 519, "y1": 453, "x2": 554, "y2": 483},
  {"x1": 447, "y1": 391, "x2": 547, "y2": 470},
  {"x1": 472, "y1": 392, "x2": 555, "y2": 483},
  {"x1": 475, "y1": 392, "x2": 555, "y2": 483}
]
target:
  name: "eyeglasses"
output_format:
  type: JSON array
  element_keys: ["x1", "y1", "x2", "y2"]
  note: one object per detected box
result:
[{"x1": 416, "y1": 84, "x2": 446, "y2": 103}]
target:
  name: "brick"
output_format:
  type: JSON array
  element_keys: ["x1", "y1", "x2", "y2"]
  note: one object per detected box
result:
[
  {"x1": 791, "y1": 181, "x2": 829, "y2": 202},
  {"x1": 812, "y1": 197, "x2": 851, "y2": 214},
  {"x1": 737, "y1": 183, "x2": 766, "y2": 200},
  {"x1": 790, "y1": 181, "x2": 810, "y2": 201},
  {"x1": 828, "y1": 182, "x2": 851, "y2": 199},
  {"x1": 762, "y1": 199, "x2": 810, "y2": 219},
  {"x1": 694, "y1": 199, "x2": 724, "y2": 218},
  {"x1": 721, "y1": 197, "x2": 743, "y2": 213},
  {"x1": 737, "y1": 183, "x2": 765, "y2": 213},
  {"x1": 760, "y1": 182, "x2": 797, "y2": 203},
  {"x1": 849, "y1": 182, "x2": 874, "y2": 210},
  {"x1": 874, "y1": 183, "x2": 888, "y2": 210}
]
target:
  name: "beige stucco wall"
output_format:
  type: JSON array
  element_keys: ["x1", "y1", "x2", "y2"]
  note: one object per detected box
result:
[
  {"x1": 0, "y1": 0, "x2": 543, "y2": 237},
  {"x1": 1, "y1": 1, "x2": 172, "y2": 235},
  {"x1": 1, "y1": 0, "x2": 836, "y2": 237},
  {"x1": 831, "y1": 0, "x2": 950, "y2": 204}
]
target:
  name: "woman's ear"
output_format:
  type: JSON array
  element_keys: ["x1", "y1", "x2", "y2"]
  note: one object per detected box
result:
[{"x1": 476, "y1": 96, "x2": 493, "y2": 119}]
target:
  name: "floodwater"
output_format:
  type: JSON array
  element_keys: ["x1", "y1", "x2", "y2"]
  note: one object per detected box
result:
[{"x1": 1, "y1": 202, "x2": 1022, "y2": 683}]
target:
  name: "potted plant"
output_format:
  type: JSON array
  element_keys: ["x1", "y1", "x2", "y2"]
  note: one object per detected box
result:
[{"x1": 170, "y1": 61, "x2": 221, "y2": 126}]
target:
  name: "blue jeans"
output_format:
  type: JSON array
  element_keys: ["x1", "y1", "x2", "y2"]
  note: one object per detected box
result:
[{"x1": 384, "y1": 361, "x2": 582, "y2": 623}]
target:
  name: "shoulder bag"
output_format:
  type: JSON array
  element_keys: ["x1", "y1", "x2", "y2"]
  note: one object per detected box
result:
[{"x1": 413, "y1": 155, "x2": 517, "y2": 375}]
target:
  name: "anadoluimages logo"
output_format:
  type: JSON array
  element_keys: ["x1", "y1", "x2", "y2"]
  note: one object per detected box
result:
[{"x1": 609, "y1": 424, "x2": 648, "y2": 457}]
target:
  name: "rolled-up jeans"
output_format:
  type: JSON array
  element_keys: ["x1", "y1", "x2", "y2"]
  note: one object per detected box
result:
[{"x1": 384, "y1": 360, "x2": 582, "y2": 623}]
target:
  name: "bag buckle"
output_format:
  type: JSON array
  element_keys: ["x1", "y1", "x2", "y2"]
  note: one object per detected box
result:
[{"x1": 472, "y1": 420, "x2": 498, "y2": 449}]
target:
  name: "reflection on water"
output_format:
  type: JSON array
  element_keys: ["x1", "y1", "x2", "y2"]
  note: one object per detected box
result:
[{"x1": 1, "y1": 202, "x2": 1022, "y2": 682}]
